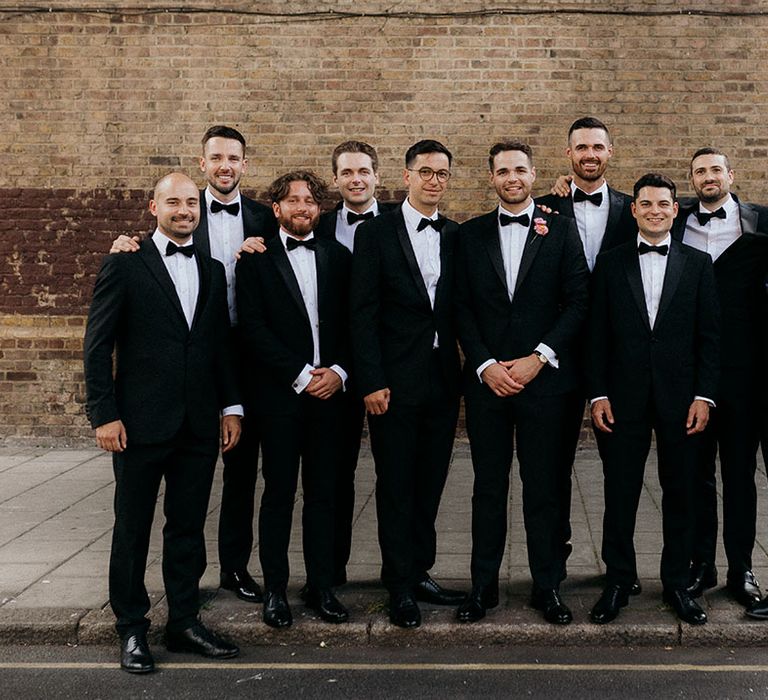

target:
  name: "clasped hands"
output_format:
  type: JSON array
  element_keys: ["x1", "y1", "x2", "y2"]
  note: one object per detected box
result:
[{"x1": 480, "y1": 355, "x2": 544, "y2": 398}]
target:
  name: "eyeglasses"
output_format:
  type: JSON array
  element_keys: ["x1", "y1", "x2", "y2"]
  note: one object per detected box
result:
[{"x1": 407, "y1": 167, "x2": 452, "y2": 183}]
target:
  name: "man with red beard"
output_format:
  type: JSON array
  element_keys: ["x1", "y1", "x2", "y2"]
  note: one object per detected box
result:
[{"x1": 235, "y1": 171, "x2": 352, "y2": 628}]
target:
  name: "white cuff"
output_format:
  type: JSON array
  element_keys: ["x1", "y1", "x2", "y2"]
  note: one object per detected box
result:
[
  {"x1": 330, "y1": 364, "x2": 348, "y2": 392},
  {"x1": 292, "y1": 364, "x2": 314, "y2": 394},
  {"x1": 589, "y1": 396, "x2": 609, "y2": 406},
  {"x1": 222, "y1": 405, "x2": 244, "y2": 417},
  {"x1": 535, "y1": 342, "x2": 558, "y2": 369},
  {"x1": 694, "y1": 395, "x2": 716, "y2": 408},
  {"x1": 476, "y1": 358, "x2": 497, "y2": 383}
]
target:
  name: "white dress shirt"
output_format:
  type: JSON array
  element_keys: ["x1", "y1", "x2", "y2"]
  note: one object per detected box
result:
[
  {"x1": 476, "y1": 202, "x2": 558, "y2": 382},
  {"x1": 205, "y1": 187, "x2": 244, "y2": 326},
  {"x1": 335, "y1": 199, "x2": 379, "y2": 252},
  {"x1": 682, "y1": 194, "x2": 740, "y2": 262},
  {"x1": 280, "y1": 229, "x2": 347, "y2": 394},
  {"x1": 570, "y1": 180, "x2": 610, "y2": 272}
]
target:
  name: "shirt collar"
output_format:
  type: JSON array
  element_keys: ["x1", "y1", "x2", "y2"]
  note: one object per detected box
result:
[
  {"x1": 206, "y1": 186, "x2": 242, "y2": 211},
  {"x1": 571, "y1": 180, "x2": 609, "y2": 199},
  {"x1": 342, "y1": 199, "x2": 378, "y2": 219},
  {"x1": 402, "y1": 197, "x2": 437, "y2": 231},
  {"x1": 279, "y1": 228, "x2": 315, "y2": 250},
  {"x1": 698, "y1": 193, "x2": 736, "y2": 216},
  {"x1": 637, "y1": 232, "x2": 671, "y2": 248},
  {"x1": 152, "y1": 228, "x2": 194, "y2": 255},
  {"x1": 498, "y1": 200, "x2": 535, "y2": 221}
]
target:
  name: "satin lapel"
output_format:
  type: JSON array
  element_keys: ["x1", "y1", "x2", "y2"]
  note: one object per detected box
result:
[
  {"x1": 624, "y1": 246, "x2": 651, "y2": 332},
  {"x1": 740, "y1": 202, "x2": 759, "y2": 235},
  {"x1": 270, "y1": 242, "x2": 311, "y2": 325},
  {"x1": 671, "y1": 204, "x2": 695, "y2": 243},
  {"x1": 315, "y1": 240, "x2": 330, "y2": 323},
  {"x1": 241, "y1": 198, "x2": 256, "y2": 241},
  {"x1": 138, "y1": 241, "x2": 188, "y2": 326},
  {"x1": 395, "y1": 213, "x2": 432, "y2": 309},
  {"x1": 194, "y1": 190, "x2": 212, "y2": 258},
  {"x1": 190, "y1": 253, "x2": 211, "y2": 331},
  {"x1": 654, "y1": 243, "x2": 685, "y2": 329},
  {"x1": 513, "y1": 212, "x2": 545, "y2": 295},
  {"x1": 481, "y1": 212, "x2": 507, "y2": 293},
  {"x1": 434, "y1": 221, "x2": 454, "y2": 314},
  {"x1": 601, "y1": 189, "x2": 623, "y2": 251}
]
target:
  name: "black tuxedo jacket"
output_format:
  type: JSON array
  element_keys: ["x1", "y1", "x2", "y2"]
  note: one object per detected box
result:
[
  {"x1": 455, "y1": 206, "x2": 590, "y2": 401},
  {"x1": 349, "y1": 206, "x2": 461, "y2": 404},
  {"x1": 587, "y1": 239, "x2": 720, "y2": 422},
  {"x1": 536, "y1": 185, "x2": 636, "y2": 256},
  {"x1": 194, "y1": 190, "x2": 278, "y2": 257},
  {"x1": 235, "y1": 235, "x2": 352, "y2": 415},
  {"x1": 84, "y1": 238, "x2": 239, "y2": 445},
  {"x1": 671, "y1": 195, "x2": 768, "y2": 375},
  {"x1": 315, "y1": 201, "x2": 399, "y2": 243}
]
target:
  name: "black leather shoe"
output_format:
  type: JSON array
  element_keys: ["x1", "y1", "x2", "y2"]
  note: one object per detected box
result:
[
  {"x1": 630, "y1": 579, "x2": 642, "y2": 596},
  {"x1": 590, "y1": 584, "x2": 630, "y2": 624},
  {"x1": 456, "y1": 586, "x2": 498, "y2": 623},
  {"x1": 686, "y1": 562, "x2": 717, "y2": 598},
  {"x1": 727, "y1": 570, "x2": 762, "y2": 608},
  {"x1": 120, "y1": 632, "x2": 154, "y2": 673},
  {"x1": 389, "y1": 592, "x2": 421, "y2": 628},
  {"x1": 663, "y1": 589, "x2": 707, "y2": 625},
  {"x1": 530, "y1": 587, "x2": 573, "y2": 625},
  {"x1": 746, "y1": 596, "x2": 768, "y2": 620},
  {"x1": 413, "y1": 576, "x2": 466, "y2": 605},
  {"x1": 220, "y1": 570, "x2": 263, "y2": 604},
  {"x1": 166, "y1": 622, "x2": 239, "y2": 658},
  {"x1": 304, "y1": 588, "x2": 349, "y2": 624},
  {"x1": 263, "y1": 589, "x2": 293, "y2": 628}
]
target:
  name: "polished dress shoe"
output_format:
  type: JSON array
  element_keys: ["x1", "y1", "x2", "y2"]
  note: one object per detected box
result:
[
  {"x1": 413, "y1": 576, "x2": 466, "y2": 605},
  {"x1": 746, "y1": 595, "x2": 768, "y2": 620},
  {"x1": 630, "y1": 579, "x2": 642, "y2": 596},
  {"x1": 530, "y1": 588, "x2": 572, "y2": 625},
  {"x1": 663, "y1": 589, "x2": 707, "y2": 625},
  {"x1": 120, "y1": 632, "x2": 154, "y2": 673},
  {"x1": 304, "y1": 588, "x2": 350, "y2": 624},
  {"x1": 456, "y1": 586, "x2": 498, "y2": 623},
  {"x1": 389, "y1": 592, "x2": 421, "y2": 628},
  {"x1": 263, "y1": 589, "x2": 293, "y2": 628},
  {"x1": 220, "y1": 570, "x2": 263, "y2": 604},
  {"x1": 727, "y1": 570, "x2": 762, "y2": 608},
  {"x1": 590, "y1": 584, "x2": 630, "y2": 624},
  {"x1": 686, "y1": 561, "x2": 717, "y2": 598},
  {"x1": 166, "y1": 622, "x2": 239, "y2": 658}
]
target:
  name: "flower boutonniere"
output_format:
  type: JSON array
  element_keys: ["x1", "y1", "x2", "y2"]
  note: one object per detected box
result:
[{"x1": 533, "y1": 217, "x2": 549, "y2": 237}]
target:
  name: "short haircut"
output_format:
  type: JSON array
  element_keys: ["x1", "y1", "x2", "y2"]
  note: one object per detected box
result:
[
  {"x1": 689, "y1": 147, "x2": 731, "y2": 174},
  {"x1": 405, "y1": 139, "x2": 452, "y2": 168},
  {"x1": 201, "y1": 125, "x2": 246, "y2": 153},
  {"x1": 331, "y1": 140, "x2": 379, "y2": 175},
  {"x1": 568, "y1": 116, "x2": 611, "y2": 143},
  {"x1": 633, "y1": 172, "x2": 677, "y2": 201},
  {"x1": 488, "y1": 141, "x2": 534, "y2": 171},
  {"x1": 267, "y1": 170, "x2": 328, "y2": 205}
]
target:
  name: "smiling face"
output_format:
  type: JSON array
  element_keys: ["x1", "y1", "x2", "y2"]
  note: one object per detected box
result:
[
  {"x1": 490, "y1": 149, "x2": 536, "y2": 213},
  {"x1": 272, "y1": 179, "x2": 320, "y2": 238},
  {"x1": 566, "y1": 127, "x2": 613, "y2": 190},
  {"x1": 200, "y1": 136, "x2": 247, "y2": 202},
  {"x1": 149, "y1": 173, "x2": 200, "y2": 243},
  {"x1": 690, "y1": 153, "x2": 734, "y2": 207},
  {"x1": 404, "y1": 151, "x2": 450, "y2": 216},
  {"x1": 333, "y1": 151, "x2": 379, "y2": 213},
  {"x1": 632, "y1": 186, "x2": 679, "y2": 242}
]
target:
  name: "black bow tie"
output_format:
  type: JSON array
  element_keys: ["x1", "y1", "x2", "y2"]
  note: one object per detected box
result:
[
  {"x1": 347, "y1": 211, "x2": 375, "y2": 225},
  {"x1": 638, "y1": 242, "x2": 669, "y2": 256},
  {"x1": 573, "y1": 189, "x2": 603, "y2": 206},
  {"x1": 165, "y1": 241, "x2": 195, "y2": 258},
  {"x1": 695, "y1": 207, "x2": 726, "y2": 226},
  {"x1": 210, "y1": 200, "x2": 240, "y2": 216},
  {"x1": 416, "y1": 216, "x2": 447, "y2": 232},
  {"x1": 286, "y1": 236, "x2": 317, "y2": 252},
  {"x1": 499, "y1": 213, "x2": 530, "y2": 228}
]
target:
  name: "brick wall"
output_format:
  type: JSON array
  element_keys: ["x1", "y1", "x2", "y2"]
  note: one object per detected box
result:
[{"x1": 2, "y1": 1, "x2": 768, "y2": 443}]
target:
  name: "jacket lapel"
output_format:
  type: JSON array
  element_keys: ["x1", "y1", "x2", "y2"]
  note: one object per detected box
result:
[
  {"x1": 739, "y1": 199, "x2": 759, "y2": 236},
  {"x1": 190, "y1": 253, "x2": 211, "y2": 332},
  {"x1": 315, "y1": 239, "x2": 330, "y2": 325},
  {"x1": 624, "y1": 245, "x2": 652, "y2": 332},
  {"x1": 481, "y1": 211, "x2": 508, "y2": 293},
  {"x1": 194, "y1": 189, "x2": 212, "y2": 257},
  {"x1": 601, "y1": 188, "x2": 624, "y2": 252},
  {"x1": 654, "y1": 242, "x2": 685, "y2": 329},
  {"x1": 513, "y1": 208, "x2": 546, "y2": 295},
  {"x1": 270, "y1": 241, "x2": 311, "y2": 325},
  {"x1": 395, "y1": 210, "x2": 433, "y2": 310},
  {"x1": 138, "y1": 240, "x2": 188, "y2": 327}
]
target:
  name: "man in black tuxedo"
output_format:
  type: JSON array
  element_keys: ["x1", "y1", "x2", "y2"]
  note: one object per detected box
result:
[
  {"x1": 350, "y1": 139, "x2": 464, "y2": 628},
  {"x1": 84, "y1": 173, "x2": 242, "y2": 672},
  {"x1": 535, "y1": 117, "x2": 636, "y2": 581},
  {"x1": 235, "y1": 170, "x2": 352, "y2": 628},
  {"x1": 670, "y1": 148, "x2": 768, "y2": 612},
  {"x1": 110, "y1": 126, "x2": 277, "y2": 605},
  {"x1": 454, "y1": 141, "x2": 589, "y2": 625},
  {"x1": 588, "y1": 173, "x2": 719, "y2": 626}
]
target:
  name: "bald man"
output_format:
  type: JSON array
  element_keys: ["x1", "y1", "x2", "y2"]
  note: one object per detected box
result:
[{"x1": 84, "y1": 173, "x2": 242, "y2": 672}]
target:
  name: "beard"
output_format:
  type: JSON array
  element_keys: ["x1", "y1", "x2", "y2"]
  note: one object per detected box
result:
[{"x1": 280, "y1": 214, "x2": 319, "y2": 237}]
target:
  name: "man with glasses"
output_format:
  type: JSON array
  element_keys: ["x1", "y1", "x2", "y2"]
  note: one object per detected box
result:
[{"x1": 350, "y1": 139, "x2": 464, "y2": 629}]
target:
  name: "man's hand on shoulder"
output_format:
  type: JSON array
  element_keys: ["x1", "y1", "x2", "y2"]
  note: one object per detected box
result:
[
  {"x1": 95, "y1": 419, "x2": 127, "y2": 452},
  {"x1": 221, "y1": 415, "x2": 242, "y2": 452},
  {"x1": 109, "y1": 235, "x2": 141, "y2": 254},
  {"x1": 364, "y1": 388, "x2": 391, "y2": 415},
  {"x1": 550, "y1": 174, "x2": 573, "y2": 197},
  {"x1": 236, "y1": 236, "x2": 267, "y2": 259}
]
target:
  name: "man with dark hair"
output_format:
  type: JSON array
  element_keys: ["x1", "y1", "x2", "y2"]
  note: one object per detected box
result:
[
  {"x1": 236, "y1": 170, "x2": 352, "y2": 628},
  {"x1": 454, "y1": 140, "x2": 589, "y2": 625},
  {"x1": 84, "y1": 173, "x2": 242, "y2": 672},
  {"x1": 587, "y1": 173, "x2": 719, "y2": 626},
  {"x1": 671, "y1": 148, "x2": 768, "y2": 614},
  {"x1": 109, "y1": 126, "x2": 277, "y2": 607},
  {"x1": 350, "y1": 139, "x2": 464, "y2": 628}
]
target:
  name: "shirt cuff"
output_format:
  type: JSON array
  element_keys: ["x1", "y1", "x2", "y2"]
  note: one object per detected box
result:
[
  {"x1": 476, "y1": 358, "x2": 497, "y2": 383},
  {"x1": 589, "y1": 396, "x2": 609, "y2": 406},
  {"x1": 292, "y1": 364, "x2": 314, "y2": 394},
  {"x1": 694, "y1": 395, "x2": 716, "y2": 408},
  {"x1": 330, "y1": 364, "x2": 348, "y2": 392},
  {"x1": 536, "y1": 343, "x2": 558, "y2": 369},
  {"x1": 222, "y1": 405, "x2": 244, "y2": 417}
]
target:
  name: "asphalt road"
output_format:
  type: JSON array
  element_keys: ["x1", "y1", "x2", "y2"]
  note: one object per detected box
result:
[{"x1": 2, "y1": 644, "x2": 768, "y2": 699}]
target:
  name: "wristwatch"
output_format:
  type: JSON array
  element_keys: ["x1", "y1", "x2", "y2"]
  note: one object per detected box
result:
[{"x1": 533, "y1": 350, "x2": 548, "y2": 365}]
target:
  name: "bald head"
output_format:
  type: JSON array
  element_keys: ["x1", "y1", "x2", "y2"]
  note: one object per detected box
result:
[{"x1": 149, "y1": 172, "x2": 200, "y2": 242}]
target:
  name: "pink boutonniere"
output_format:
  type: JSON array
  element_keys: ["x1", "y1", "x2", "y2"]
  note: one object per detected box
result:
[{"x1": 533, "y1": 217, "x2": 549, "y2": 236}]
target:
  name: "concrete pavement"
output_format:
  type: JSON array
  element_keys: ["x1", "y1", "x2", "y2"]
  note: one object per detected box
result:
[{"x1": 1, "y1": 441, "x2": 768, "y2": 647}]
